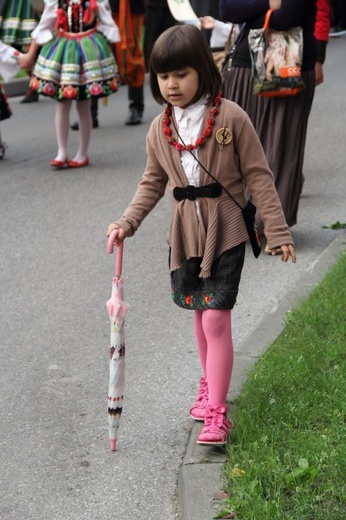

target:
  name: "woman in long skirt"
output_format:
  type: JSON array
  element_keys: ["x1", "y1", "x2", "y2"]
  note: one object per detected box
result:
[{"x1": 220, "y1": 0, "x2": 317, "y2": 237}]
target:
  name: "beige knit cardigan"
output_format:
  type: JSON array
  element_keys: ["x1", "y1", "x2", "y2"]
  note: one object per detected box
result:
[{"x1": 115, "y1": 98, "x2": 293, "y2": 278}]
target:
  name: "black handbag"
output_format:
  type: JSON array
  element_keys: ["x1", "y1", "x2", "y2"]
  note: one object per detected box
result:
[{"x1": 241, "y1": 200, "x2": 262, "y2": 258}]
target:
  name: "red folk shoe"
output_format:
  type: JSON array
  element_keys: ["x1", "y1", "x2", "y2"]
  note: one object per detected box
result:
[
  {"x1": 197, "y1": 404, "x2": 233, "y2": 446},
  {"x1": 67, "y1": 157, "x2": 89, "y2": 168},
  {"x1": 190, "y1": 377, "x2": 208, "y2": 421},
  {"x1": 50, "y1": 158, "x2": 68, "y2": 168}
]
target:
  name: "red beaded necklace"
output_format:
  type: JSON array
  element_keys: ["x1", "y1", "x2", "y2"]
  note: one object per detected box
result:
[{"x1": 162, "y1": 92, "x2": 222, "y2": 152}]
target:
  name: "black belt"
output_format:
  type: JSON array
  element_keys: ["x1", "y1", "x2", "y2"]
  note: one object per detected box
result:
[{"x1": 173, "y1": 182, "x2": 222, "y2": 201}]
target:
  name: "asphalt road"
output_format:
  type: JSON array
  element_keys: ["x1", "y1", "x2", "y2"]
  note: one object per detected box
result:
[{"x1": 0, "y1": 38, "x2": 345, "y2": 520}]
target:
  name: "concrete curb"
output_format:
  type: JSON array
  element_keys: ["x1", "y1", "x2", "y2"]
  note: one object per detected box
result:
[{"x1": 179, "y1": 229, "x2": 346, "y2": 520}]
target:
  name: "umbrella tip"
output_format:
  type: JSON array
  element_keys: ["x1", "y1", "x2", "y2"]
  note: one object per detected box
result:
[{"x1": 110, "y1": 439, "x2": 117, "y2": 452}]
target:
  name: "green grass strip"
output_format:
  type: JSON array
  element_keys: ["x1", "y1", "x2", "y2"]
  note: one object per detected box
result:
[{"x1": 216, "y1": 249, "x2": 346, "y2": 519}]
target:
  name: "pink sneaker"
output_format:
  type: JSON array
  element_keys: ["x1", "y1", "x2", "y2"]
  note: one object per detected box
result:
[
  {"x1": 197, "y1": 404, "x2": 233, "y2": 446},
  {"x1": 190, "y1": 377, "x2": 208, "y2": 421}
]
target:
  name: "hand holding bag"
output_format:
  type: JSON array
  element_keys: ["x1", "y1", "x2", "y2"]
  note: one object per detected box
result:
[
  {"x1": 248, "y1": 9, "x2": 305, "y2": 97},
  {"x1": 211, "y1": 24, "x2": 236, "y2": 72}
]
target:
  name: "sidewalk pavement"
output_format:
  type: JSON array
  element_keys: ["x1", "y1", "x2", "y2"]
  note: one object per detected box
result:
[{"x1": 3, "y1": 76, "x2": 29, "y2": 97}]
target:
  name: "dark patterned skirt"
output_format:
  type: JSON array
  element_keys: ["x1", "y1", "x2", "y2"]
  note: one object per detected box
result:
[
  {"x1": 0, "y1": 85, "x2": 12, "y2": 121},
  {"x1": 30, "y1": 29, "x2": 118, "y2": 101},
  {"x1": 171, "y1": 243, "x2": 245, "y2": 311},
  {"x1": 0, "y1": 0, "x2": 38, "y2": 51}
]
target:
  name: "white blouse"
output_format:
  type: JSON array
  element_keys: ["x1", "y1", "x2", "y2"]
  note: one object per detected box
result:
[
  {"x1": 173, "y1": 96, "x2": 209, "y2": 187},
  {"x1": 173, "y1": 96, "x2": 209, "y2": 216}
]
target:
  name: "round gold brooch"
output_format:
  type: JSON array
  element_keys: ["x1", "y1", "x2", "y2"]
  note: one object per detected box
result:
[{"x1": 215, "y1": 127, "x2": 233, "y2": 146}]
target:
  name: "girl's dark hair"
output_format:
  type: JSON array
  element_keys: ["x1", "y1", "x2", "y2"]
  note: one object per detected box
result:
[{"x1": 149, "y1": 24, "x2": 222, "y2": 105}]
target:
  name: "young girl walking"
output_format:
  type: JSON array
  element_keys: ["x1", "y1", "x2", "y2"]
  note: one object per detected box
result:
[
  {"x1": 18, "y1": 0, "x2": 120, "y2": 169},
  {"x1": 107, "y1": 24, "x2": 296, "y2": 446}
]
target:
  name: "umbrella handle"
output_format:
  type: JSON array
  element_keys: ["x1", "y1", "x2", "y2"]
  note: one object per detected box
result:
[{"x1": 107, "y1": 229, "x2": 124, "y2": 277}]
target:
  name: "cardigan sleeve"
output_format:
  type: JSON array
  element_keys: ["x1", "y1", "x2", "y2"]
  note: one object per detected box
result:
[{"x1": 114, "y1": 122, "x2": 169, "y2": 236}]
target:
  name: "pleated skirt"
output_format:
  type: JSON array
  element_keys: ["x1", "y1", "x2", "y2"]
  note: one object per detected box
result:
[
  {"x1": 0, "y1": 0, "x2": 38, "y2": 50},
  {"x1": 30, "y1": 29, "x2": 118, "y2": 101},
  {"x1": 223, "y1": 66, "x2": 315, "y2": 227},
  {"x1": 171, "y1": 243, "x2": 245, "y2": 311}
]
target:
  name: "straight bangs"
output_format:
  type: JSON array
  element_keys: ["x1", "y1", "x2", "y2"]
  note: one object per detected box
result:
[
  {"x1": 150, "y1": 25, "x2": 222, "y2": 105},
  {"x1": 150, "y1": 30, "x2": 196, "y2": 75}
]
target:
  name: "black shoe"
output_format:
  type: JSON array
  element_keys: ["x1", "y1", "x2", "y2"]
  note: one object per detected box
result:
[
  {"x1": 125, "y1": 108, "x2": 143, "y2": 125},
  {"x1": 20, "y1": 90, "x2": 39, "y2": 103},
  {"x1": 70, "y1": 118, "x2": 99, "y2": 131},
  {"x1": 0, "y1": 143, "x2": 6, "y2": 160}
]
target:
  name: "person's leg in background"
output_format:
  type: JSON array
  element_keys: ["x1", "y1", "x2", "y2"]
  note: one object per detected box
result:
[
  {"x1": 331, "y1": 0, "x2": 346, "y2": 32},
  {"x1": 70, "y1": 97, "x2": 98, "y2": 130},
  {"x1": 113, "y1": 3, "x2": 146, "y2": 125},
  {"x1": 50, "y1": 99, "x2": 72, "y2": 167},
  {"x1": 0, "y1": 128, "x2": 5, "y2": 159},
  {"x1": 143, "y1": 0, "x2": 176, "y2": 71},
  {"x1": 125, "y1": 84, "x2": 144, "y2": 125},
  {"x1": 70, "y1": 98, "x2": 92, "y2": 165}
]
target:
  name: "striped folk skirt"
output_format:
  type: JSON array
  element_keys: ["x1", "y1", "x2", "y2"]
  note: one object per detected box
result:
[
  {"x1": 30, "y1": 29, "x2": 119, "y2": 101},
  {"x1": 0, "y1": 85, "x2": 12, "y2": 121},
  {"x1": 0, "y1": 0, "x2": 38, "y2": 50}
]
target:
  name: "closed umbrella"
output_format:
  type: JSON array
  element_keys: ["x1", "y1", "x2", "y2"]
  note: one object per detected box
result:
[{"x1": 106, "y1": 229, "x2": 128, "y2": 451}]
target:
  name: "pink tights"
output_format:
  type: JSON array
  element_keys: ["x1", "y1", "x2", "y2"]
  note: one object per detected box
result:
[{"x1": 194, "y1": 309, "x2": 234, "y2": 406}]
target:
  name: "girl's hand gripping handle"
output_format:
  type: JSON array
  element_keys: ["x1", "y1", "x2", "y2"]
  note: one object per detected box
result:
[{"x1": 107, "y1": 229, "x2": 124, "y2": 277}]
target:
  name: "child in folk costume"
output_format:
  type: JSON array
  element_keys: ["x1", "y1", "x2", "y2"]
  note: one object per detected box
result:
[
  {"x1": 107, "y1": 25, "x2": 296, "y2": 446},
  {"x1": 18, "y1": 0, "x2": 120, "y2": 169},
  {"x1": 0, "y1": 40, "x2": 23, "y2": 159}
]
